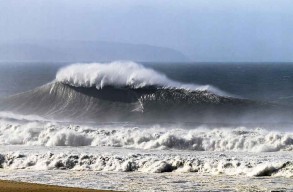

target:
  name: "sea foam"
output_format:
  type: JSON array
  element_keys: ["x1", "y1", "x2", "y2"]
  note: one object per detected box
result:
[
  {"x1": 0, "y1": 150, "x2": 292, "y2": 177},
  {"x1": 0, "y1": 120, "x2": 292, "y2": 152}
]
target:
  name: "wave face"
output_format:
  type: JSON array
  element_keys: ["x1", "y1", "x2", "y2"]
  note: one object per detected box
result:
[
  {"x1": 0, "y1": 81, "x2": 272, "y2": 123},
  {"x1": 0, "y1": 61, "x2": 291, "y2": 123}
]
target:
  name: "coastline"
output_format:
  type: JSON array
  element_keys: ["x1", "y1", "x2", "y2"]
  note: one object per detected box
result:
[{"x1": 0, "y1": 180, "x2": 116, "y2": 192}]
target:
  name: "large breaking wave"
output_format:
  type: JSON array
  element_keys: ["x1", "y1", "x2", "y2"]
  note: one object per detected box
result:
[
  {"x1": 0, "y1": 61, "x2": 292, "y2": 123},
  {"x1": 56, "y1": 61, "x2": 226, "y2": 95}
]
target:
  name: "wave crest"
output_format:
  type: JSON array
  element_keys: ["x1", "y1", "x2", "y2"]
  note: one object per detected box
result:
[{"x1": 56, "y1": 61, "x2": 226, "y2": 95}]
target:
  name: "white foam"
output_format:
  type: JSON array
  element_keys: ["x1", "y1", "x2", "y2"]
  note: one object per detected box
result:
[
  {"x1": 56, "y1": 61, "x2": 227, "y2": 96},
  {"x1": 0, "y1": 120, "x2": 292, "y2": 152},
  {"x1": 0, "y1": 150, "x2": 292, "y2": 177}
]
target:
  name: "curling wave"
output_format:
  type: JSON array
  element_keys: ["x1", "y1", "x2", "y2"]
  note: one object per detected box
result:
[
  {"x1": 56, "y1": 61, "x2": 226, "y2": 95},
  {"x1": 0, "y1": 61, "x2": 291, "y2": 123}
]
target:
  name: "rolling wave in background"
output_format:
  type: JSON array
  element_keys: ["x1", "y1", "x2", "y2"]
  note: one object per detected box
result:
[
  {"x1": 0, "y1": 61, "x2": 291, "y2": 124},
  {"x1": 56, "y1": 61, "x2": 226, "y2": 95}
]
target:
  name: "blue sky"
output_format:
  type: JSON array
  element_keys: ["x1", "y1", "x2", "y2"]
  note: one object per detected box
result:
[{"x1": 0, "y1": 0, "x2": 293, "y2": 61}]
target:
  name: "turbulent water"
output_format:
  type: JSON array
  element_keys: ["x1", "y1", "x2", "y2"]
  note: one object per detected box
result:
[{"x1": 0, "y1": 61, "x2": 292, "y2": 191}]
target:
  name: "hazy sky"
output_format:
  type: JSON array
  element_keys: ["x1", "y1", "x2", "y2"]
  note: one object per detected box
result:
[{"x1": 0, "y1": 0, "x2": 293, "y2": 62}]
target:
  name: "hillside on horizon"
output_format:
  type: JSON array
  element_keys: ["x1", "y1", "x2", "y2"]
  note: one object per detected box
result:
[{"x1": 0, "y1": 40, "x2": 189, "y2": 62}]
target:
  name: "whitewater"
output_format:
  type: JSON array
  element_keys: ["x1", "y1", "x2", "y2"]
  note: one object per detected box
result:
[{"x1": 0, "y1": 61, "x2": 292, "y2": 191}]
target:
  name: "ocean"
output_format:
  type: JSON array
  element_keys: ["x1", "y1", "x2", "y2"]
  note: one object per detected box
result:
[
  {"x1": 2, "y1": 62, "x2": 293, "y2": 102},
  {"x1": 0, "y1": 61, "x2": 292, "y2": 191}
]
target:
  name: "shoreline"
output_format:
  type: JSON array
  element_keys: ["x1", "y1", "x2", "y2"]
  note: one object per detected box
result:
[{"x1": 0, "y1": 180, "x2": 116, "y2": 192}]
